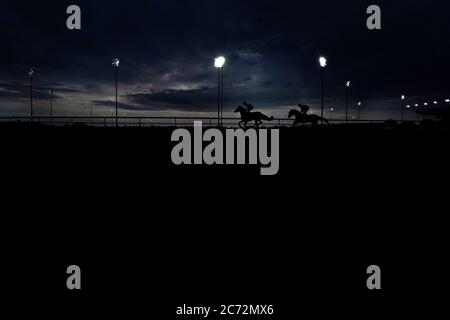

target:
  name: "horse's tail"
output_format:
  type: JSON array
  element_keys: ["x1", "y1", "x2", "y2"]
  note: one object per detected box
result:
[{"x1": 258, "y1": 113, "x2": 274, "y2": 121}]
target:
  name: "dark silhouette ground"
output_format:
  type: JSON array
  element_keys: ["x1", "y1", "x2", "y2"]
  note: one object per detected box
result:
[{"x1": 1, "y1": 124, "x2": 448, "y2": 318}]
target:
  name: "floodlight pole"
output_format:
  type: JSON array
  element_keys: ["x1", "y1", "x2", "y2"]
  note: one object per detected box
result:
[
  {"x1": 319, "y1": 57, "x2": 326, "y2": 125},
  {"x1": 358, "y1": 104, "x2": 361, "y2": 123},
  {"x1": 216, "y1": 66, "x2": 224, "y2": 128},
  {"x1": 345, "y1": 85, "x2": 349, "y2": 123},
  {"x1": 401, "y1": 95, "x2": 405, "y2": 122},
  {"x1": 214, "y1": 57, "x2": 226, "y2": 128},
  {"x1": 90, "y1": 101, "x2": 93, "y2": 126},
  {"x1": 220, "y1": 66, "x2": 224, "y2": 127},
  {"x1": 217, "y1": 67, "x2": 220, "y2": 127},
  {"x1": 115, "y1": 67, "x2": 118, "y2": 127},
  {"x1": 50, "y1": 91, "x2": 53, "y2": 123},
  {"x1": 357, "y1": 102, "x2": 362, "y2": 123},
  {"x1": 321, "y1": 67, "x2": 324, "y2": 121},
  {"x1": 30, "y1": 75, "x2": 33, "y2": 122}
]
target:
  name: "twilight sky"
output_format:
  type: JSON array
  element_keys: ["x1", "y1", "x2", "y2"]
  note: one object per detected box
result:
[{"x1": 1, "y1": 0, "x2": 450, "y2": 119}]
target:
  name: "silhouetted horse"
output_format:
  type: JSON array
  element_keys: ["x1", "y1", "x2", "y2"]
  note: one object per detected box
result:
[
  {"x1": 235, "y1": 105, "x2": 274, "y2": 128},
  {"x1": 289, "y1": 109, "x2": 328, "y2": 126}
]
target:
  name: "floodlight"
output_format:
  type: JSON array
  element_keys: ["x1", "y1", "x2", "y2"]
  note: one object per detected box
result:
[
  {"x1": 214, "y1": 56, "x2": 226, "y2": 68},
  {"x1": 112, "y1": 58, "x2": 120, "y2": 67}
]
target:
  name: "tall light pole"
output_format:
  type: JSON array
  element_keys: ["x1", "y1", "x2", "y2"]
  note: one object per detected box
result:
[
  {"x1": 49, "y1": 90, "x2": 54, "y2": 124},
  {"x1": 330, "y1": 107, "x2": 334, "y2": 121},
  {"x1": 345, "y1": 81, "x2": 351, "y2": 123},
  {"x1": 422, "y1": 102, "x2": 429, "y2": 121},
  {"x1": 28, "y1": 68, "x2": 35, "y2": 122},
  {"x1": 357, "y1": 101, "x2": 362, "y2": 122},
  {"x1": 90, "y1": 100, "x2": 94, "y2": 126},
  {"x1": 214, "y1": 56, "x2": 226, "y2": 127},
  {"x1": 319, "y1": 57, "x2": 327, "y2": 124},
  {"x1": 112, "y1": 58, "x2": 120, "y2": 127},
  {"x1": 401, "y1": 95, "x2": 405, "y2": 122}
]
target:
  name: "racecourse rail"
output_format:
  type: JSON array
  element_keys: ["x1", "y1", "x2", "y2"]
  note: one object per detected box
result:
[{"x1": 0, "y1": 116, "x2": 412, "y2": 127}]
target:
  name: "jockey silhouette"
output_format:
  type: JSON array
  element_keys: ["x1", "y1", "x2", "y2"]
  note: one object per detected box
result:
[
  {"x1": 243, "y1": 102, "x2": 254, "y2": 113},
  {"x1": 298, "y1": 104, "x2": 310, "y2": 115}
]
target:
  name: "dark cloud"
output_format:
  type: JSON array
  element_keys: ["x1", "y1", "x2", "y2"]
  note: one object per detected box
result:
[
  {"x1": 92, "y1": 100, "x2": 140, "y2": 111},
  {"x1": 0, "y1": 81, "x2": 79, "y2": 100},
  {"x1": 127, "y1": 87, "x2": 214, "y2": 110},
  {"x1": 126, "y1": 84, "x2": 317, "y2": 112}
]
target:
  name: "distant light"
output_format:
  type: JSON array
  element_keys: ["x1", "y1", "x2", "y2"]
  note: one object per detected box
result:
[
  {"x1": 401, "y1": 95, "x2": 405, "y2": 100},
  {"x1": 346, "y1": 81, "x2": 351, "y2": 87},
  {"x1": 330, "y1": 108, "x2": 334, "y2": 111},
  {"x1": 112, "y1": 58, "x2": 120, "y2": 67},
  {"x1": 28, "y1": 68, "x2": 35, "y2": 76},
  {"x1": 446, "y1": 99, "x2": 450, "y2": 103},
  {"x1": 433, "y1": 101, "x2": 438, "y2": 104},
  {"x1": 319, "y1": 56, "x2": 327, "y2": 68},
  {"x1": 358, "y1": 101, "x2": 362, "y2": 106},
  {"x1": 424, "y1": 102, "x2": 428, "y2": 106},
  {"x1": 406, "y1": 105, "x2": 411, "y2": 108},
  {"x1": 214, "y1": 56, "x2": 226, "y2": 68},
  {"x1": 414, "y1": 104, "x2": 419, "y2": 107}
]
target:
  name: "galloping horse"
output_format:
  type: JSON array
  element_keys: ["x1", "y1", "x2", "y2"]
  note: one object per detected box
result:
[
  {"x1": 235, "y1": 105, "x2": 274, "y2": 128},
  {"x1": 288, "y1": 109, "x2": 328, "y2": 126}
]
